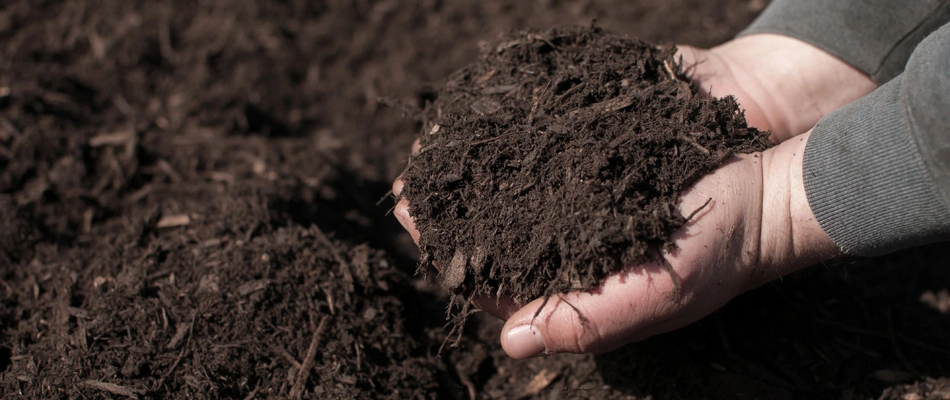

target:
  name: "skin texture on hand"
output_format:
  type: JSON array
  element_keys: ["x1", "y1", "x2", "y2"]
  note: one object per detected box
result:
[
  {"x1": 496, "y1": 130, "x2": 841, "y2": 358},
  {"x1": 395, "y1": 131, "x2": 840, "y2": 358},
  {"x1": 393, "y1": 33, "x2": 874, "y2": 359},
  {"x1": 679, "y1": 34, "x2": 877, "y2": 143}
]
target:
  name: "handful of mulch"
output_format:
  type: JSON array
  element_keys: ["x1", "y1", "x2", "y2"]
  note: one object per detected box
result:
[{"x1": 400, "y1": 26, "x2": 769, "y2": 324}]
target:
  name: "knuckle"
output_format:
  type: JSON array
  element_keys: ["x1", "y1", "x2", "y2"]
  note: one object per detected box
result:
[{"x1": 548, "y1": 301, "x2": 603, "y2": 354}]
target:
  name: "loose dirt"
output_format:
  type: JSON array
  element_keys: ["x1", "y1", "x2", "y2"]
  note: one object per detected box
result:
[
  {"x1": 400, "y1": 27, "x2": 769, "y2": 313},
  {"x1": 0, "y1": 1, "x2": 948, "y2": 399}
]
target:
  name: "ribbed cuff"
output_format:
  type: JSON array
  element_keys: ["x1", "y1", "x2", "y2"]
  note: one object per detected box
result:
[
  {"x1": 739, "y1": 0, "x2": 950, "y2": 83},
  {"x1": 804, "y1": 76, "x2": 950, "y2": 256}
]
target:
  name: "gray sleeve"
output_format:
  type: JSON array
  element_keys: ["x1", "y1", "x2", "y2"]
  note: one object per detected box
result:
[
  {"x1": 803, "y1": 23, "x2": 950, "y2": 256},
  {"x1": 739, "y1": 0, "x2": 950, "y2": 83}
]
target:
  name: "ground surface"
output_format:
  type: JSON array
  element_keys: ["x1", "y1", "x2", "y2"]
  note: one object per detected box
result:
[{"x1": 0, "y1": 1, "x2": 948, "y2": 399}]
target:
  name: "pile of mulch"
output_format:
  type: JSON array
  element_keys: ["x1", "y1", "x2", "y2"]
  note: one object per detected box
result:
[
  {"x1": 1, "y1": 215, "x2": 443, "y2": 398},
  {"x1": 401, "y1": 26, "x2": 770, "y2": 311},
  {"x1": 1, "y1": 1, "x2": 948, "y2": 399}
]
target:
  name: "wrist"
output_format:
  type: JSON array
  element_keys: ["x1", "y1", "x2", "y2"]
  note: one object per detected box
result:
[{"x1": 754, "y1": 130, "x2": 841, "y2": 286}]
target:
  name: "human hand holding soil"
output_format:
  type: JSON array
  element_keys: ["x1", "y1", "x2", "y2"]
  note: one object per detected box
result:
[
  {"x1": 395, "y1": 129, "x2": 840, "y2": 358},
  {"x1": 496, "y1": 130, "x2": 843, "y2": 358},
  {"x1": 392, "y1": 31, "x2": 875, "y2": 359},
  {"x1": 678, "y1": 34, "x2": 876, "y2": 142}
]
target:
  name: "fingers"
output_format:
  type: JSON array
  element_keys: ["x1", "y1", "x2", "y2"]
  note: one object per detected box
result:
[
  {"x1": 392, "y1": 139, "x2": 421, "y2": 197},
  {"x1": 411, "y1": 138, "x2": 421, "y2": 154},
  {"x1": 392, "y1": 178, "x2": 405, "y2": 197},
  {"x1": 499, "y1": 264, "x2": 689, "y2": 359},
  {"x1": 393, "y1": 198, "x2": 420, "y2": 245},
  {"x1": 472, "y1": 294, "x2": 522, "y2": 320},
  {"x1": 393, "y1": 138, "x2": 423, "y2": 241}
]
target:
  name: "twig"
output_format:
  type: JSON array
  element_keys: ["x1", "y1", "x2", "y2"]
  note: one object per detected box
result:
[
  {"x1": 275, "y1": 345, "x2": 303, "y2": 370},
  {"x1": 289, "y1": 315, "x2": 330, "y2": 399},
  {"x1": 456, "y1": 366, "x2": 477, "y2": 400},
  {"x1": 151, "y1": 348, "x2": 187, "y2": 392},
  {"x1": 526, "y1": 83, "x2": 550, "y2": 126},
  {"x1": 686, "y1": 197, "x2": 713, "y2": 221},
  {"x1": 681, "y1": 136, "x2": 711, "y2": 155},
  {"x1": 312, "y1": 227, "x2": 354, "y2": 288},
  {"x1": 242, "y1": 382, "x2": 261, "y2": 400},
  {"x1": 81, "y1": 380, "x2": 143, "y2": 399}
]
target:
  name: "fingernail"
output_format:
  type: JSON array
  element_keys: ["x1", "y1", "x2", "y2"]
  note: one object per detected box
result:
[{"x1": 505, "y1": 325, "x2": 545, "y2": 359}]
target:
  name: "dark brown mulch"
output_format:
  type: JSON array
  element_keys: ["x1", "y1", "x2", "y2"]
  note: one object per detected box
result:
[
  {"x1": 0, "y1": 0, "x2": 948, "y2": 399},
  {"x1": 401, "y1": 26, "x2": 769, "y2": 312}
]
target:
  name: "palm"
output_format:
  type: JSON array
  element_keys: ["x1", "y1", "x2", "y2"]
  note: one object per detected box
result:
[
  {"x1": 394, "y1": 33, "x2": 871, "y2": 358},
  {"x1": 495, "y1": 153, "x2": 767, "y2": 356}
]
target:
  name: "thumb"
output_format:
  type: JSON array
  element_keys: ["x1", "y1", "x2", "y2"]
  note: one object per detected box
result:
[{"x1": 499, "y1": 264, "x2": 686, "y2": 359}]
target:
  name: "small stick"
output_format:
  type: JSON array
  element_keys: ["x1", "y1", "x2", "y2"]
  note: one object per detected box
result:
[
  {"x1": 456, "y1": 367, "x2": 477, "y2": 400},
  {"x1": 275, "y1": 345, "x2": 303, "y2": 370},
  {"x1": 312, "y1": 227, "x2": 354, "y2": 288},
  {"x1": 686, "y1": 197, "x2": 713, "y2": 221},
  {"x1": 242, "y1": 383, "x2": 261, "y2": 400},
  {"x1": 81, "y1": 380, "x2": 142, "y2": 399},
  {"x1": 526, "y1": 83, "x2": 550, "y2": 126},
  {"x1": 290, "y1": 315, "x2": 330, "y2": 399},
  {"x1": 151, "y1": 348, "x2": 186, "y2": 392}
]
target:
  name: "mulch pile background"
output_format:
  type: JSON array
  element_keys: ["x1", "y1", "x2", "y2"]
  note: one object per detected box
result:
[{"x1": 0, "y1": 1, "x2": 948, "y2": 399}]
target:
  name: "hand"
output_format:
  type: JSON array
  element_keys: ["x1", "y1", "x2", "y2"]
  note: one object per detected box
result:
[
  {"x1": 496, "y1": 130, "x2": 841, "y2": 358},
  {"x1": 393, "y1": 140, "x2": 523, "y2": 319},
  {"x1": 393, "y1": 33, "x2": 871, "y2": 359},
  {"x1": 395, "y1": 131, "x2": 841, "y2": 358},
  {"x1": 677, "y1": 34, "x2": 876, "y2": 142}
]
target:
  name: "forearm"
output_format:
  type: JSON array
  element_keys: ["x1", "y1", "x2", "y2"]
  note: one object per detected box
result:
[
  {"x1": 740, "y1": 0, "x2": 950, "y2": 84},
  {"x1": 803, "y1": 24, "x2": 950, "y2": 256}
]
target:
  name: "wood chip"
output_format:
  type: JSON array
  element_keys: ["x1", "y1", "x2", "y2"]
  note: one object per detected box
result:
[
  {"x1": 521, "y1": 368, "x2": 558, "y2": 397},
  {"x1": 89, "y1": 130, "x2": 134, "y2": 147},
  {"x1": 165, "y1": 320, "x2": 191, "y2": 350},
  {"x1": 475, "y1": 69, "x2": 497, "y2": 84},
  {"x1": 290, "y1": 315, "x2": 330, "y2": 399},
  {"x1": 80, "y1": 380, "x2": 143, "y2": 399},
  {"x1": 566, "y1": 96, "x2": 634, "y2": 117},
  {"x1": 442, "y1": 249, "x2": 467, "y2": 289},
  {"x1": 156, "y1": 214, "x2": 190, "y2": 228},
  {"x1": 483, "y1": 85, "x2": 516, "y2": 95},
  {"x1": 594, "y1": 96, "x2": 635, "y2": 113},
  {"x1": 469, "y1": 97, "x2": 502, "y2": 115},
  {"x1": 237, "y1": 279, "x2": 271, "y2": 296},
  {"x1": 469, "y1": 246, "x2": 487, "y2": 275}
]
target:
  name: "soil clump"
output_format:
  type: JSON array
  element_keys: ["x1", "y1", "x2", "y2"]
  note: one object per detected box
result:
[{"x1": 401, "y1": 27, "x2": 770, "y2": 309}]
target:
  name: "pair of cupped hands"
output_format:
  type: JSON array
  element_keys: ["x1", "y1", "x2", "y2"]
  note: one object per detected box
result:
[{"x1": 392, "y1": 34, "x2": 878, "y2": 359}]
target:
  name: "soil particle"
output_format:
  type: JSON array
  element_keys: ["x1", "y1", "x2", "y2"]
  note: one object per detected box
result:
[{"x1": 401, "y1": 26, "x2": 770, "y2": 308}]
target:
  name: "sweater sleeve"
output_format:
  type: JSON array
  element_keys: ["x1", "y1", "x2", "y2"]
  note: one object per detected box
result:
[
  {"x1": 739, "y1": 0, "x2": 950, "y2": 84},
  {"x1": 802, "y1": 23, "x2": 950, "y2": 256}
]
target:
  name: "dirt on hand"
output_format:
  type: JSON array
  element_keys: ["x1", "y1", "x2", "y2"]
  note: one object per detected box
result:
[{"x1": 401, "y1": 27, "x2": 770, "y2": 315}]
